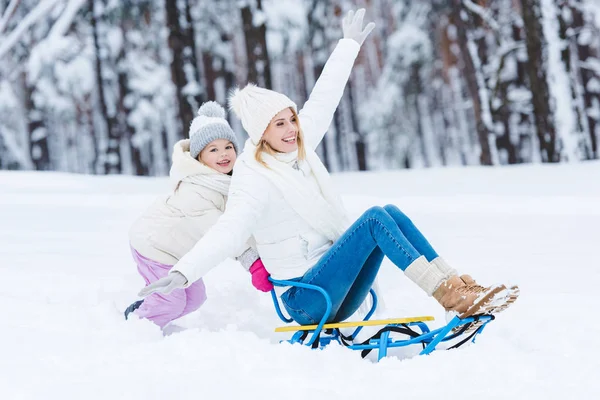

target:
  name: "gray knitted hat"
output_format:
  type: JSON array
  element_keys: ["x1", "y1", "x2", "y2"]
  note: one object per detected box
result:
[{"x1": 189, "y1": 101, "x2": 239, "y2": 159}]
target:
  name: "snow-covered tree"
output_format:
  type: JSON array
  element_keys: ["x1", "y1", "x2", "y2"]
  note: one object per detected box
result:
[{"x1": 2, "y1": 0, "x2": 600, "y2": 175}]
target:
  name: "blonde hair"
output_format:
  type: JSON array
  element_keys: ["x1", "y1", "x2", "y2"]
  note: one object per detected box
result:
[{"x1": 255, "y1": 108, "x2": 306, "y2": 167}]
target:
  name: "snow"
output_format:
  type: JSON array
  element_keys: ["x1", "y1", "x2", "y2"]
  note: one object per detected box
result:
[
  {"x1": 27, "y1": 35, "x2": 77, "y2": 85},
  {"x1": 1, "y1": 162, "x2": 599, "y2": 399},
  {"x1": 54, "y1": 55, "x2": 95, "y2": 99},
  {"x1": 263, "y1": 0, "x2": 307, "y2": 56},
  {"x1": 105, "y1": 26, "x2": 124, "y2": 59}
]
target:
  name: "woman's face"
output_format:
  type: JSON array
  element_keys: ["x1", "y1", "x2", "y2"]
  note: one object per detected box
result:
[
  {"x1": 198, "y1": 139, "x2": 237, "y2": 174},
  {"x1": 262, "y1": 108, "x2": 298, "y2": 153}
]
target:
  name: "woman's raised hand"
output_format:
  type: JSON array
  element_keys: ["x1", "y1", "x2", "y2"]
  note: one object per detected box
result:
[{"x1": 342, "y1": 8, "x2": 375, "y2": 46}]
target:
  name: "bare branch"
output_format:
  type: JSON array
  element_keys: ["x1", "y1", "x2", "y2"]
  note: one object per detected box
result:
[
  {"x1": 462, "y1": 0, "x2": 500, "y2": 32},
  {"x1": 0, "y1": 0, "x2": 63, "y2": 60},
  {"x1": 48, "y1": 0, "x2": 86, "y2": 39},
  {"x1": 0, "y1": 0, "x2": 22, "y2": 34}
]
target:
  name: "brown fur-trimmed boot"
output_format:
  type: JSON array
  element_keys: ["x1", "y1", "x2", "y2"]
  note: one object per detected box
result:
[
  {"x1": 458, "y1": 275, "x2": 520, "y2": 317},
  {"x1": 404, "y1": 256, "x2": 519, "y2": 319},
  {"x1": 433, "y1": 275, "x2": 519, "y2": 318}
]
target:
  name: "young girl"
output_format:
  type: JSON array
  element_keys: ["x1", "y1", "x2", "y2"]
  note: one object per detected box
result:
[
  {"x1": 126, "y1": 101, "x2": 270, "y2": 329},
  {"x1": 139, "y1": 9, "x2": 518, "y2": 326}
]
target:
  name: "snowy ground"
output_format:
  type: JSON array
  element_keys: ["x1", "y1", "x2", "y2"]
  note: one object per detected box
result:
[{"x1": 1, "y1": 162, "x2": 599, "y2": 399}]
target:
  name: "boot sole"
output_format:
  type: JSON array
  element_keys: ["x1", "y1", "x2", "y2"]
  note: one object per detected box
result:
[
  {"x1": 452, "y1": 285, "x2": 520, "y2": 335},
  {"x1": 459, "y1": 284, "x2": 506, "y2": 319},
  {"x1": 485, "y1": 285, "x2": 519, "y2": 315}
]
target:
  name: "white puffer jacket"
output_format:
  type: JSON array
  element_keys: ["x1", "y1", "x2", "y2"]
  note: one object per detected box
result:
[
  {"x1": 129, "y1": 140, "x2": 256, "y2": 267},
  {"x1": 173, "y1": 39, "x2": 361, "y2": 285}
]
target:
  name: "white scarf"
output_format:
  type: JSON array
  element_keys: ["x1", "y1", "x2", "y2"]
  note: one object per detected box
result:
[
  {"x1": 242, "y1": 139, "x2": 385, "y2": 315},
  {"x1": 240, "y1": 138, "x2": 349, "y2": 242},
  {"x1": 241, "y1": 138, "x2": 383, "y2": 315},
  {"x1": 170, "y1": 139, "x2": 231, "y2": 196}
]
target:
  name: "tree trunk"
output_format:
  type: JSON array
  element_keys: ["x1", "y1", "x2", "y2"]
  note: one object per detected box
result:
[
  {"x1": 495, "y1": 102, "x2": 518, "y2": 164},
  {"x1": 333, "y1": 105, "x2": 347, "y2": 170},
  {"x1": 309, "y1": 60, "x2": 330, "y2": 168},
  {"x1": 569, "y1": 1, "x2": 599, "y2": 158},
  {"x1": 26, "y1": 103, "x2": 50, "y2": 170},
  {"x1": 182, "y1": 0, "x2": 203, "y2": 108},
  {"x1": 408, "y1": 62, "x2": 430, "y2": 167},
  {"x1": 240, "y1": 0, "x2": 272, "y2": 88},
  {"x1": 22, "y1": 71, "x2": 50, "y2": 170},
  {"x1": 451, "y1": 1, "x2": 493, "y2": 165},
  {"x1": 556, "y1": 0, "x2": 590, "y2": 159},
  {"x1": 346, "y1": 81, "x2": 367, "y2": 170},
  {"x1": 520, "y1": 0, "x2": 559, "y2": 162},
  {"x1": 90, "y1": 0, "x2": 121, "y2": 173},
  {"x1": 202, "y1": 51, "x2": 217, "y2": 101},
  {"x1": 165, "y1": 0, "x2": 197, "y2": 139},
  {"x1": 508, "y1": 21, "x2": 536, "y2": 163},
  {"x1": 493, "y1": 44, "x2": 518, "y2": 164},
  {"x1": 114, "y1": 20, "x2": 139, "y2": 175}
]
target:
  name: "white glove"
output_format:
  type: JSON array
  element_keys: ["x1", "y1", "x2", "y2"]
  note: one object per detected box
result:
[
  {"x1": 342, "y1": 8, "x2": 375, "y2": 46},
  {"x1": 138, "y1": 271, "x2": 188, "y2": 297}
]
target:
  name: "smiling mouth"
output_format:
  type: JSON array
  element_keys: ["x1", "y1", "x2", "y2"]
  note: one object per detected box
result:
[
  {"x1": 217, "y1": 160, "x2": 231, "y2": 166},
  {"x1": 282, "y1": 136, "x2": 296, "y2": 143}
]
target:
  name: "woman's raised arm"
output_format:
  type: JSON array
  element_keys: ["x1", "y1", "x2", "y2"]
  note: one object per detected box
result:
[{"x1": 299, "y1": 9, "x2": 375, "y2": 149}]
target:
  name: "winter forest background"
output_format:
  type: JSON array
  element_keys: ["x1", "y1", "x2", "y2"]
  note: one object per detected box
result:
[{"x1": 1, "y1": 0, "x2": 600, "y2": 175}]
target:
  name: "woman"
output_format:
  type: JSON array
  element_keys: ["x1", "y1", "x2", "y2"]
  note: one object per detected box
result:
[
  {"x1": 127, "y1": 101, "x2": 269, "y2": 329},
  {"x1": 139, "y1": 9, "x2": 518, "y2": 325}
]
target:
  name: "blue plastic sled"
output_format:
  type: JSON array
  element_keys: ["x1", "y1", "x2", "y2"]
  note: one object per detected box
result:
[{"x1": 270, "y1": 278, "x2": 495, "y2": 361}]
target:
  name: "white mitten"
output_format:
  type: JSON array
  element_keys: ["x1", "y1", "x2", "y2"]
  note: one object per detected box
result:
[
  {"x1": 138, "y1": 271, "x2": 188, "y2": 297},
  {"x1": 342, "y1": 8, "x2": 376, "y2": 46}
]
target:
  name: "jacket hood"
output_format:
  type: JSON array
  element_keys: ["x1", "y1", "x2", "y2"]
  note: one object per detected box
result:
[{"x1": 169, "y1": 139, "x2": 221, "y2": 187}]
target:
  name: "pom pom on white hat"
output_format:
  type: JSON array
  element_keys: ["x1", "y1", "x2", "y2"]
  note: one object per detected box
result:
[
  {"x1": 189, "y1": 101, "x2": 239, "y2": 158},
  {"x1": 228, "y1": 83, "x2": 297, "y2": 144}
]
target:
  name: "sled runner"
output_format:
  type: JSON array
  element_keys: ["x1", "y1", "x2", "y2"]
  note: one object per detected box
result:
[{"x1": 270, "y1": 278, "x2": 496, "y2": 361}]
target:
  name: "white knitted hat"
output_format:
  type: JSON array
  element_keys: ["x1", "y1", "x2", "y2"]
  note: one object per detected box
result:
[
  {"x1": 189, "y1": 101, "x2": 239, "y2": 158},
  {"x1": 228, "y1": 83, "x2": 297, "y2": 144}
]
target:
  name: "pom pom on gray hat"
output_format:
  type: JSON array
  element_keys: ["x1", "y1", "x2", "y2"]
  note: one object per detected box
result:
[
  {"x1": 189, "y1": 101, "x2": 240, "y2": 159},
  {"x1": 197, "y1": 101, "x2": 225, "y2": 119}
]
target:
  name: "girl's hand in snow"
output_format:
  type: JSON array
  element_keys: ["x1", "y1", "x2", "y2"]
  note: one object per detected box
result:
[
  {"x1": 342, "y1": 8, "x2": 375, "y2": 46},
  {"x1": 138, "y1": 271, "x2": 188, "y2": 297}
]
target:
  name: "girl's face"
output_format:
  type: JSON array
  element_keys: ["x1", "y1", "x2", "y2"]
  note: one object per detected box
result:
[
  {"x1": 262, "y1": 108, "x2": 298, "y2": 153},
  {"x1": 198, "y1": 139, "x2": 237, "y2": 174}
]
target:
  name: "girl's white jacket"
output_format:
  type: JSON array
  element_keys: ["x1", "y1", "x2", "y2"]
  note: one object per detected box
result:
[
  {"x1": 173, "y1": 39, "x2": 361, "y2": 285},
  {"x1": 129, "y1": 140, "x2": 255, "y2": 267}
]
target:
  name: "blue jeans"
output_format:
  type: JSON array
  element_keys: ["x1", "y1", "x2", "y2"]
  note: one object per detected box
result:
[{"x1": 281, "y1": 205, "x2": 439, "y2": 325}]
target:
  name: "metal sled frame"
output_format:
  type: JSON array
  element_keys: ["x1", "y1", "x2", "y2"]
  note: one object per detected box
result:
[{"x1": 270, "y1": 278, "x2": 495, "y2": 361}]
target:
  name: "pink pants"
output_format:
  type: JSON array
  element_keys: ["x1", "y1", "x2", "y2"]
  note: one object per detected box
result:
[{"x1": 131, "y1": 247, "x2": 207, "y2": 328}]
